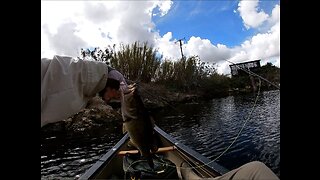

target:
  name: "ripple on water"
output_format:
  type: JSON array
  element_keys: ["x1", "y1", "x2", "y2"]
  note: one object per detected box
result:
[{"x1": 41, "y1": 90, "x2": 280, "y2": 178}]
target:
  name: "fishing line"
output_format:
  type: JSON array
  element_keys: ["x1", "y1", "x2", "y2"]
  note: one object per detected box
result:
[
  {"x1": 155, "y1": 78, "x2": 262, "y2": 171},
  {"x1": 121, "y1": 58, "x2": 273, "y2": 171},
  {"x1": 137, "y1": 83, "x2": 184, "y2": 114},
  {"x1": 123, "y1": 159, "x2": 147, "y2": 180},
  {"x1": 211, "y1": 78, "x2": 261, "y2": 162},
  {"x1": 123, "y1": 156, "x2": 168, "y2": 179},
  {"x1": 224, "y1": 59, "x2": 280, "y2": 90}
]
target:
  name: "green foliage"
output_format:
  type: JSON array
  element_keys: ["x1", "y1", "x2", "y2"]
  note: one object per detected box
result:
[
  {"x1": 198, "y1": 73, "x2": 231, "y2": 98},
  {"x1": 255, "y1": 62, "x2": 280, "y2": 90},
  {"x1": 79, "y1": 41, "x2": 279, "y2": 98},
  {"x1": 155, "y1": 59, "x2": 174, "y2": 84},
  {"x1": 80, "y1": 46, "x2": 114, "y2": 63},
  {"x1": 229, "y1": 62, "x2": 280, "y2": 91},
  {"x1": 110, "y1": 42, "x2": 161, "y2": 83},
  {"x1": 79, "y1": 42, "x2": 161, "y2": 83},
  {"x1": 154, "y1": 55, "x2": 216, "y2": 91},
  {"x1": 230, "y1": 75, "x2": 251, "y2": 89}
]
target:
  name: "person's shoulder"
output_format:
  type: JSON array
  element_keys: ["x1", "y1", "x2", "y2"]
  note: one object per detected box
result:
[{"x1": 53, "y1": 55, "x2": 73, "y2": 61}]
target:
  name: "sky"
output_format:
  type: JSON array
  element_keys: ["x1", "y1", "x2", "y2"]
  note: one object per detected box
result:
[{"x1": 41, "y1": 0, "x2": 280, "y2": 75}]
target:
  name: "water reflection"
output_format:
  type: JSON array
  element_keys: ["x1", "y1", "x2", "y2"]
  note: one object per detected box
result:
[
  {"x1": 41, "y1": 90, "x2": 280, "y2": 179},
  {"x1": 41, "y1": 125, "x2": 124, "y2": 179},
  {"x1": 155, "y1": 90, "x2": 280, "y2": 177}
]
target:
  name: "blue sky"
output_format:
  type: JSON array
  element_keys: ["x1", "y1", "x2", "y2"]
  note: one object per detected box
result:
[
  {"x1": 154, "y1": 1, "x2": 248, "y2": 47},
  {"x1": 154, "y1": 0, "x2": 278, "y2": 47},
  {"x1": 41, "y1": 0, "x2": 280, "y2": 74}
]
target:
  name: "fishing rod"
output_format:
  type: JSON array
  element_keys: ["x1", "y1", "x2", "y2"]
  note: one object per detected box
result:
[
  {"x1": 149, "y1": 78, "x2": 262, "y2": 171},
  {"x1": 225, "y1": 59, "x2": 280, "y2": 90},
  {"x1": 120, "y1": 62, "x2": 265, "y2": 170}
]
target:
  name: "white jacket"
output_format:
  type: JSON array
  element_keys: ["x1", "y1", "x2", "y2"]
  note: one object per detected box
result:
[{"x1": 41, "y1": 55, "x2": 108, "y2": 127}]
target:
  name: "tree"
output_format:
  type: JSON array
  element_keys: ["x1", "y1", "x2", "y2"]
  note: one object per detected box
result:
[
  {"x1": 79, "y1": 45, "x2": 115, "y2": 64},
  {"x1": 110, "y1": 41, "x2": 161, "y2": 83},
  {"x1": 255, "y1": 62, "x2": 280, "y2": 90}
]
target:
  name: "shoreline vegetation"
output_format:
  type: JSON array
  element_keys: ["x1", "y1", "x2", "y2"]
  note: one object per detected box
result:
[{"x1": 41, "y1": 41, "x2": 279, "y2": 137}]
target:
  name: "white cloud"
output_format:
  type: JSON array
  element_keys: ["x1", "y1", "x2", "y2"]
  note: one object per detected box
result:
[
  {"x1": 155, "y1": 32, "x2": 182, "y2": 60},
  {"x1": 232, "y1": 22, "x2": 280, "y2": 62},
  {"x1": 83, "y1": 2, "x2": 115, "y2": 24},
  {"x1": 43, "y1": 22, "x2": 88, "y2": 57},
  {"x1": 155, "y1": 19, "x2": 279, "y2": 74},
  {"x1": 223, "y1": 24, "x2": 279, "y2": 74},
  {"x1": 274, "y1": 57, "x2": 280, "y2": 67},
  {"x1": 113, "y1": 2, "x2": 157, "y2": 45},
  {"x1": 185, "y1": 37, "x2": 232, "y2": 63},
  {"x1": 211, "y1": 1, "x2": 280, "y2": 74},
  {"x1": 269, "y1": 4, "x2": 280, "y2": 25},
  {"x1": 215, "y1": 61, "x2": 232, "y2": 75},
  {"x1": 237, "y1": 0, "x2": 269, "y2": 29},
  {"x1": 41, "y1": 0, "x2": 279, "y2": 75},
  {"x1": 205, "y1": 2, "x2": 279, "y2": 74},
  {"x1": 155, "y1": 35, "x2": 233, "y2": 63},
  {"x1": 41, "y1": 1, "x2": 169, "y2": 58},
  {"x1": 157, "y1": 0, "x2": 173, "y2": 17}
]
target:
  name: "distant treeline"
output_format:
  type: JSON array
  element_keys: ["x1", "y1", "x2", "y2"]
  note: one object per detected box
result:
[{"x1": 79, "y1": 41, "x2": 280, "y2": 98}]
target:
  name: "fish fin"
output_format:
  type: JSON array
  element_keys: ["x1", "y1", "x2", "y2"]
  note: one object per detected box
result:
[
  {"x1": 127, "y1": 83, "x2": 137, "y2": 90},
  {"x1": 122, "y1": 123, "x2": 127, "y2": 134}
]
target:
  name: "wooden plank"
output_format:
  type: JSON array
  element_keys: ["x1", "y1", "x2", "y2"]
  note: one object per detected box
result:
[{"x1": 117, "y1": 146, "x2": 176, "y2": 156}]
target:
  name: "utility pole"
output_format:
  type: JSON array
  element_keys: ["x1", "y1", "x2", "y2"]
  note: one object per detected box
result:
[{"x1": 175, "y1": 38, "x2": 185, "y2": 60}]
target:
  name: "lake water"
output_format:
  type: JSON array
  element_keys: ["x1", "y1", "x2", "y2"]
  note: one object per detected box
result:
[
  {"x1": 154, "y1": 90, "x2": 280, "y2": 178},
  {"x1": 41, "y1": 90, "x2": 280, "y2": 179}
]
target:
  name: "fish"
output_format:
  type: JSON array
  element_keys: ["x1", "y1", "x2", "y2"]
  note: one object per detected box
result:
[{"x1": 121, "y1": 83, "x2": 158, "y2": 169}]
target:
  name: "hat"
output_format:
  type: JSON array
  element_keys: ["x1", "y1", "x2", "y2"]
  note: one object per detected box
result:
[{"x1": 108, "y1": 69, "x2": 128, "y2": 91}]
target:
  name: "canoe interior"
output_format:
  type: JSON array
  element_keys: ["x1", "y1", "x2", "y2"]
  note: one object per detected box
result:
[{"x1": 80, "y1": 126, "x2": 228, "y2": 179}]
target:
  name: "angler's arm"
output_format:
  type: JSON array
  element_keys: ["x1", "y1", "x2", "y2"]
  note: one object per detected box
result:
[{"x1": 41, "y1": 55, "x2": 108, "y2": 127}]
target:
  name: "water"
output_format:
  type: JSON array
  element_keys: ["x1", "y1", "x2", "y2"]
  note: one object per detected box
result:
[
  {"x1": 41, "y1": 90, "x2": 280, "y2": 179},
  {"x1": 154, "y1": 90, "x2": 280, "y2": 178},
  {"x1": 41, "y1": 126, "x2": 124, "y2": 179}
]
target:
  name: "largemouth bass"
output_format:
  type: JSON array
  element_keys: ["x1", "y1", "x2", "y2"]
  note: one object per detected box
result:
[{"x1": 121, "y1": 83, "x2": 158, "y2": 169}]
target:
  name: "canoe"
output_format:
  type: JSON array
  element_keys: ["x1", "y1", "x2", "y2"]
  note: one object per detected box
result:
[{"x1": 80, "y1": 125, "x2": 229, "y2": 179}]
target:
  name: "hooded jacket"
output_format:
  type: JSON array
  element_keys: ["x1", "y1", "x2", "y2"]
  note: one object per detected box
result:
[{"x1": 41, "y1": 55, "x2": 108, "y2": 127}]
